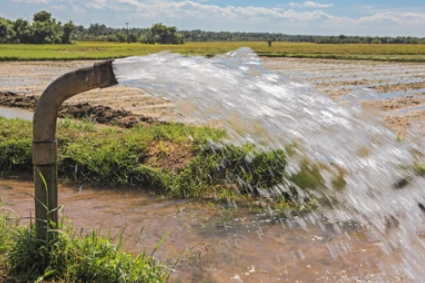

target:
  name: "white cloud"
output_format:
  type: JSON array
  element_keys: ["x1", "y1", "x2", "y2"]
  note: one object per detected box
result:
[
  {"x1": 289, "y1": 1, "x2": 333, "y2": 8},
  {"x1": 72, "y1": 5, "x2": 87, "y2": 13},
  {"x1": 40, "y1": 0, "x2": 425, "y2": 29},
  {"x1": 4, "y1": 0, "x2": 425, "y2": 36},
  {"x1": 85, "y1": 0, "x2": 335, "y2": 21},
  {"x1": 8, "y1": 0, "x2": 48, "y2": 3},
  {"x1": 74, "y1": 0, "x2": 425, "y2": 29},
  {"x1": 85, "y1": 3, "x2": 103, "y2": 9},
  {"x1": 358, "y1": 11, "x2": 425, "y2": 26},
  {"x1": 51, "y1": 5, "x2": 67, "y2": 10}
]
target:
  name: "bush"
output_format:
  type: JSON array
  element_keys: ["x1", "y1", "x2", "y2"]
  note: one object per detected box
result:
[{"x1": 6, "y1": 224, "x2": 167, "y2": 282}]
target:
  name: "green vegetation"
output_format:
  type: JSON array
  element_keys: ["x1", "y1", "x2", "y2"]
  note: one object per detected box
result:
[
  {"x1": 0, "y1": 117, "x2": 287, "y2": 198},
  {"x1": 141, "y1": 23, "x2": 184, "y2": 45},
  {"x1": 0, "y1": 116, "x2": 337, "y2": 208},
  {"x1": 1, "y1": 41, "x2": 425, "y2": 62},
  {"x1": 0, "y1": 201, "x2": 167, "y2": 282},
  {"x1": 0, "y1": 11, "x2": 75, "y2": 44},
  {"x1": 0, "y1": 199, "x2": 14, "y2": 273}
]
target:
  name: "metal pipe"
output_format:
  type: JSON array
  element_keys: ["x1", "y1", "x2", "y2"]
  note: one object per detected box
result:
[{"x1": 33, "y1": 60, "x2": 118, "y2": 241}]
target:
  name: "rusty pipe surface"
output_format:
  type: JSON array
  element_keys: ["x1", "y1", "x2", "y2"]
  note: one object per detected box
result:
[{"x1": 33, "y1": 60, "x2": 118, "y2": 241}]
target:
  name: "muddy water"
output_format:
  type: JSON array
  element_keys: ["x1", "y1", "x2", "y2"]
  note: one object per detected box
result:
[
  {"x1": 0, "y1": 177, "x2": 408, "y2": 282},
  {"x1": 0, "y1": 106, "x2": 32, "y2": 120}
]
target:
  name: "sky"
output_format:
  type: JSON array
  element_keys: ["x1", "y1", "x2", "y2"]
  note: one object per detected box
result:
[{"x1": 1, "y1": 0, "x2": 425, "y2": 37}]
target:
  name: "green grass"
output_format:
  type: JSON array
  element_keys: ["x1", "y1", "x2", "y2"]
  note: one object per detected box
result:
[
  {"x1": 7, "y1": 226, "x2": 167, "y2": 283},
  {"x1": 0, "y1": 116, "x2": 338, "y2": 211},
  {"x1": 0, "y1": 199, "x2": 15, "y2": 275},
  {"x1": 0, "y1": 200, "x2": 168, "y2": 283},
  {"x1": 1, "y1": 41, "x2": 425, "y2": 62}
]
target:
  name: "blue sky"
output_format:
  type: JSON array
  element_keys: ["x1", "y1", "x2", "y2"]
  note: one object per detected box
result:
[{"x1": 1, "y1": 0, "x2": 425, "y2": 36}]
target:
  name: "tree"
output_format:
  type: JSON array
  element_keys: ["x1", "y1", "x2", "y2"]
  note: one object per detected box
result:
[
  {"x1": 0, "y1": 17, "x2": 16, "y2": 43},
  {"x1": 33, "y1": 11, "x2": 51, "y2": 22},
  {"x1": 62, "y1": 21, "x2": 75, "y2": 44},
  {"x1": 141, "y1": 23, "x2": 184, "y2": 45},
  {"x1": 33, "y1": 11, "x2": 55, "y2": 43},
  {"x1": 128, "y1": 33, "x2": 138, "y2": 43},
  {"x1": 13, "y1": 18, "x2": 33, "y2": 43}
]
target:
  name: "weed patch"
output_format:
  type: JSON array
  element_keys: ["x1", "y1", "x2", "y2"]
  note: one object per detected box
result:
[
  {"x1": 0, "y1": 198, "x2": 167, "y2": 283},
  {"x1": 6, "y1": 225, "x2": 167, "y2": 283}
]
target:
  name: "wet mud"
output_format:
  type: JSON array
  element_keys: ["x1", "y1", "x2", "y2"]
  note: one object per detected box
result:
[
  {"x1": 58, "y1": 103, "x2": 158, "y2": 128},
  {"x1": 0, "y1": 91, "x2": 159, "y2": 128},
  {"x1": 0, "y1": 91, "x2": 37, "y2": 109}
]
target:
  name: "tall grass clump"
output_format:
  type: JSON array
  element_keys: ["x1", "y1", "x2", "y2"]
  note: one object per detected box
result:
[
  {"x1": 6, "y1": 224, "x2": 167, "y2": 283},
  {"x1": 0, "y1": 118, "x2": 32, "y2": 174},
  {"x1": 0, "y1": 196, "x2": 167, "y2": 282},
  {"x1": 0, "y1": 199, "x2": 16, "y2": 273}
]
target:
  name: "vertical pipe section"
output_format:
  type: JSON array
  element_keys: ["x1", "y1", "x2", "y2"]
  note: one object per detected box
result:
[{"x1": 33, "y1": 60, "x2": 118, "y2": 241}]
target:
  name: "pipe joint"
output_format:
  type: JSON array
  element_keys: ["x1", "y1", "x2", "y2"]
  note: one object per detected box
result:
[
  {"x1": 33, "y1": 140, "x2": 57, "y2": 166},
  {"x1": 93, "y1": 60, "x2": 118, "y2": 88}
]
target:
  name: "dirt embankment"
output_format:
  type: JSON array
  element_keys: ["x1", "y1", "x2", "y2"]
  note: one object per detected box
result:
[
  {"x1": 0, "y1": 91, "x2": 160, "y2": 128},
  {"x1": 0, "y1": 91, "x2": 37, "y2": 108}
]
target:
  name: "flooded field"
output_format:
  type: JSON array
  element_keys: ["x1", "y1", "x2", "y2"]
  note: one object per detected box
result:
[
  {"x1": 262, "y1": 58, "x2": 425, "y2": 136},
  {"x1": 0, "y1": 61, "x2": 175, "y2": 120},
  {"x1": 0, "y1": 176, "x2": 408, "y2": 283},
  {"x1": 1, "y1": 58, "x2": 425, "y2": 135}
]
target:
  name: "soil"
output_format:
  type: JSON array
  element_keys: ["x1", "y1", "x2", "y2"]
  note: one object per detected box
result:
[
  {"x1": 0, "y1": 276, "x2": 24, "y2": 283},
  {"x1": 2, "y1": 59, "x2": 425, "y2": 136},
  {"x1": 372, "y1": 81, "x2": 425, "y2": 93},
  {"x1": 0, "y1": 91, "x2": 159, "y2": 128},
  {"x1": 262, "y1": 58, "x2": 425, "y2": 137},
  {"x1": 0, "y1": 91, "x2": 37, "y2": 109},
  {"x1": 58, "y1": 102, "x2": 159, "y2": 128},
  {"x1": 363, "y1": 96, "x2": 425, "y2": 112},
  {"x1": 0, "y1": 61, "x2": 176, "y2": 120},
  {"x1": 145, "y1": 140, "x2": 194, "y2": 170}
]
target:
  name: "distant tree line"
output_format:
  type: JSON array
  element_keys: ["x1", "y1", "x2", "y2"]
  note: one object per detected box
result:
[
  {"x1": 78, "y1": 23, "x2": 184, "y2": 44},
  {"x1": 1, "y1": 11, "x2": 424, "y2": 45},
  {"x1": 72, "y1": 27, "x2": 425, "y2": 45},
  {"x1": 0, "y1": 11, "x2": 75, "y2": 44},
  {"x1": 178, "y1": 31, "x2": 425, "y2": 44},
  {"x1": 0, "y1": 11, "x2": 184, "y2": 45}
]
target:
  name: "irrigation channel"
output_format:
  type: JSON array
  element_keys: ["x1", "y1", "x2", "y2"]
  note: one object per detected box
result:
[{"x1": 2, "y1": 48, "x2": 425, "y2": 282}]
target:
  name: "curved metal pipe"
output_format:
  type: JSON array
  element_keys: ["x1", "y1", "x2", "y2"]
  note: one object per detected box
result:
[{"x1": 33, "y1": 60, "x2": 118, "y2": 241}]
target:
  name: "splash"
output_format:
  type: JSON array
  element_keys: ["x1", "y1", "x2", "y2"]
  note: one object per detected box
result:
[{"x1": 113, "y1": 48, "x2": 425, "y2": 281}]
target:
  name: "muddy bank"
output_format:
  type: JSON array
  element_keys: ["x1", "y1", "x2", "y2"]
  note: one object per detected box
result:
[
  {"x1": 363, "y1": 96, "x2": 425, "y2": 112},
  {"x1": 58, "y1": 103, "x2": 158, "y2": 128},
  {"x1": 0, "y1": 91, "x2": 159, "y2": 128},
  {"x1": 0, "y1": 91, "x2": 37, "y2": 109}
]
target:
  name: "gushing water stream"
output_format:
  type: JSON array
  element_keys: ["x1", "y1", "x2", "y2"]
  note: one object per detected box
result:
[{"x1": 113, "y1": 48, "x2": 425, "y2": 282}]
